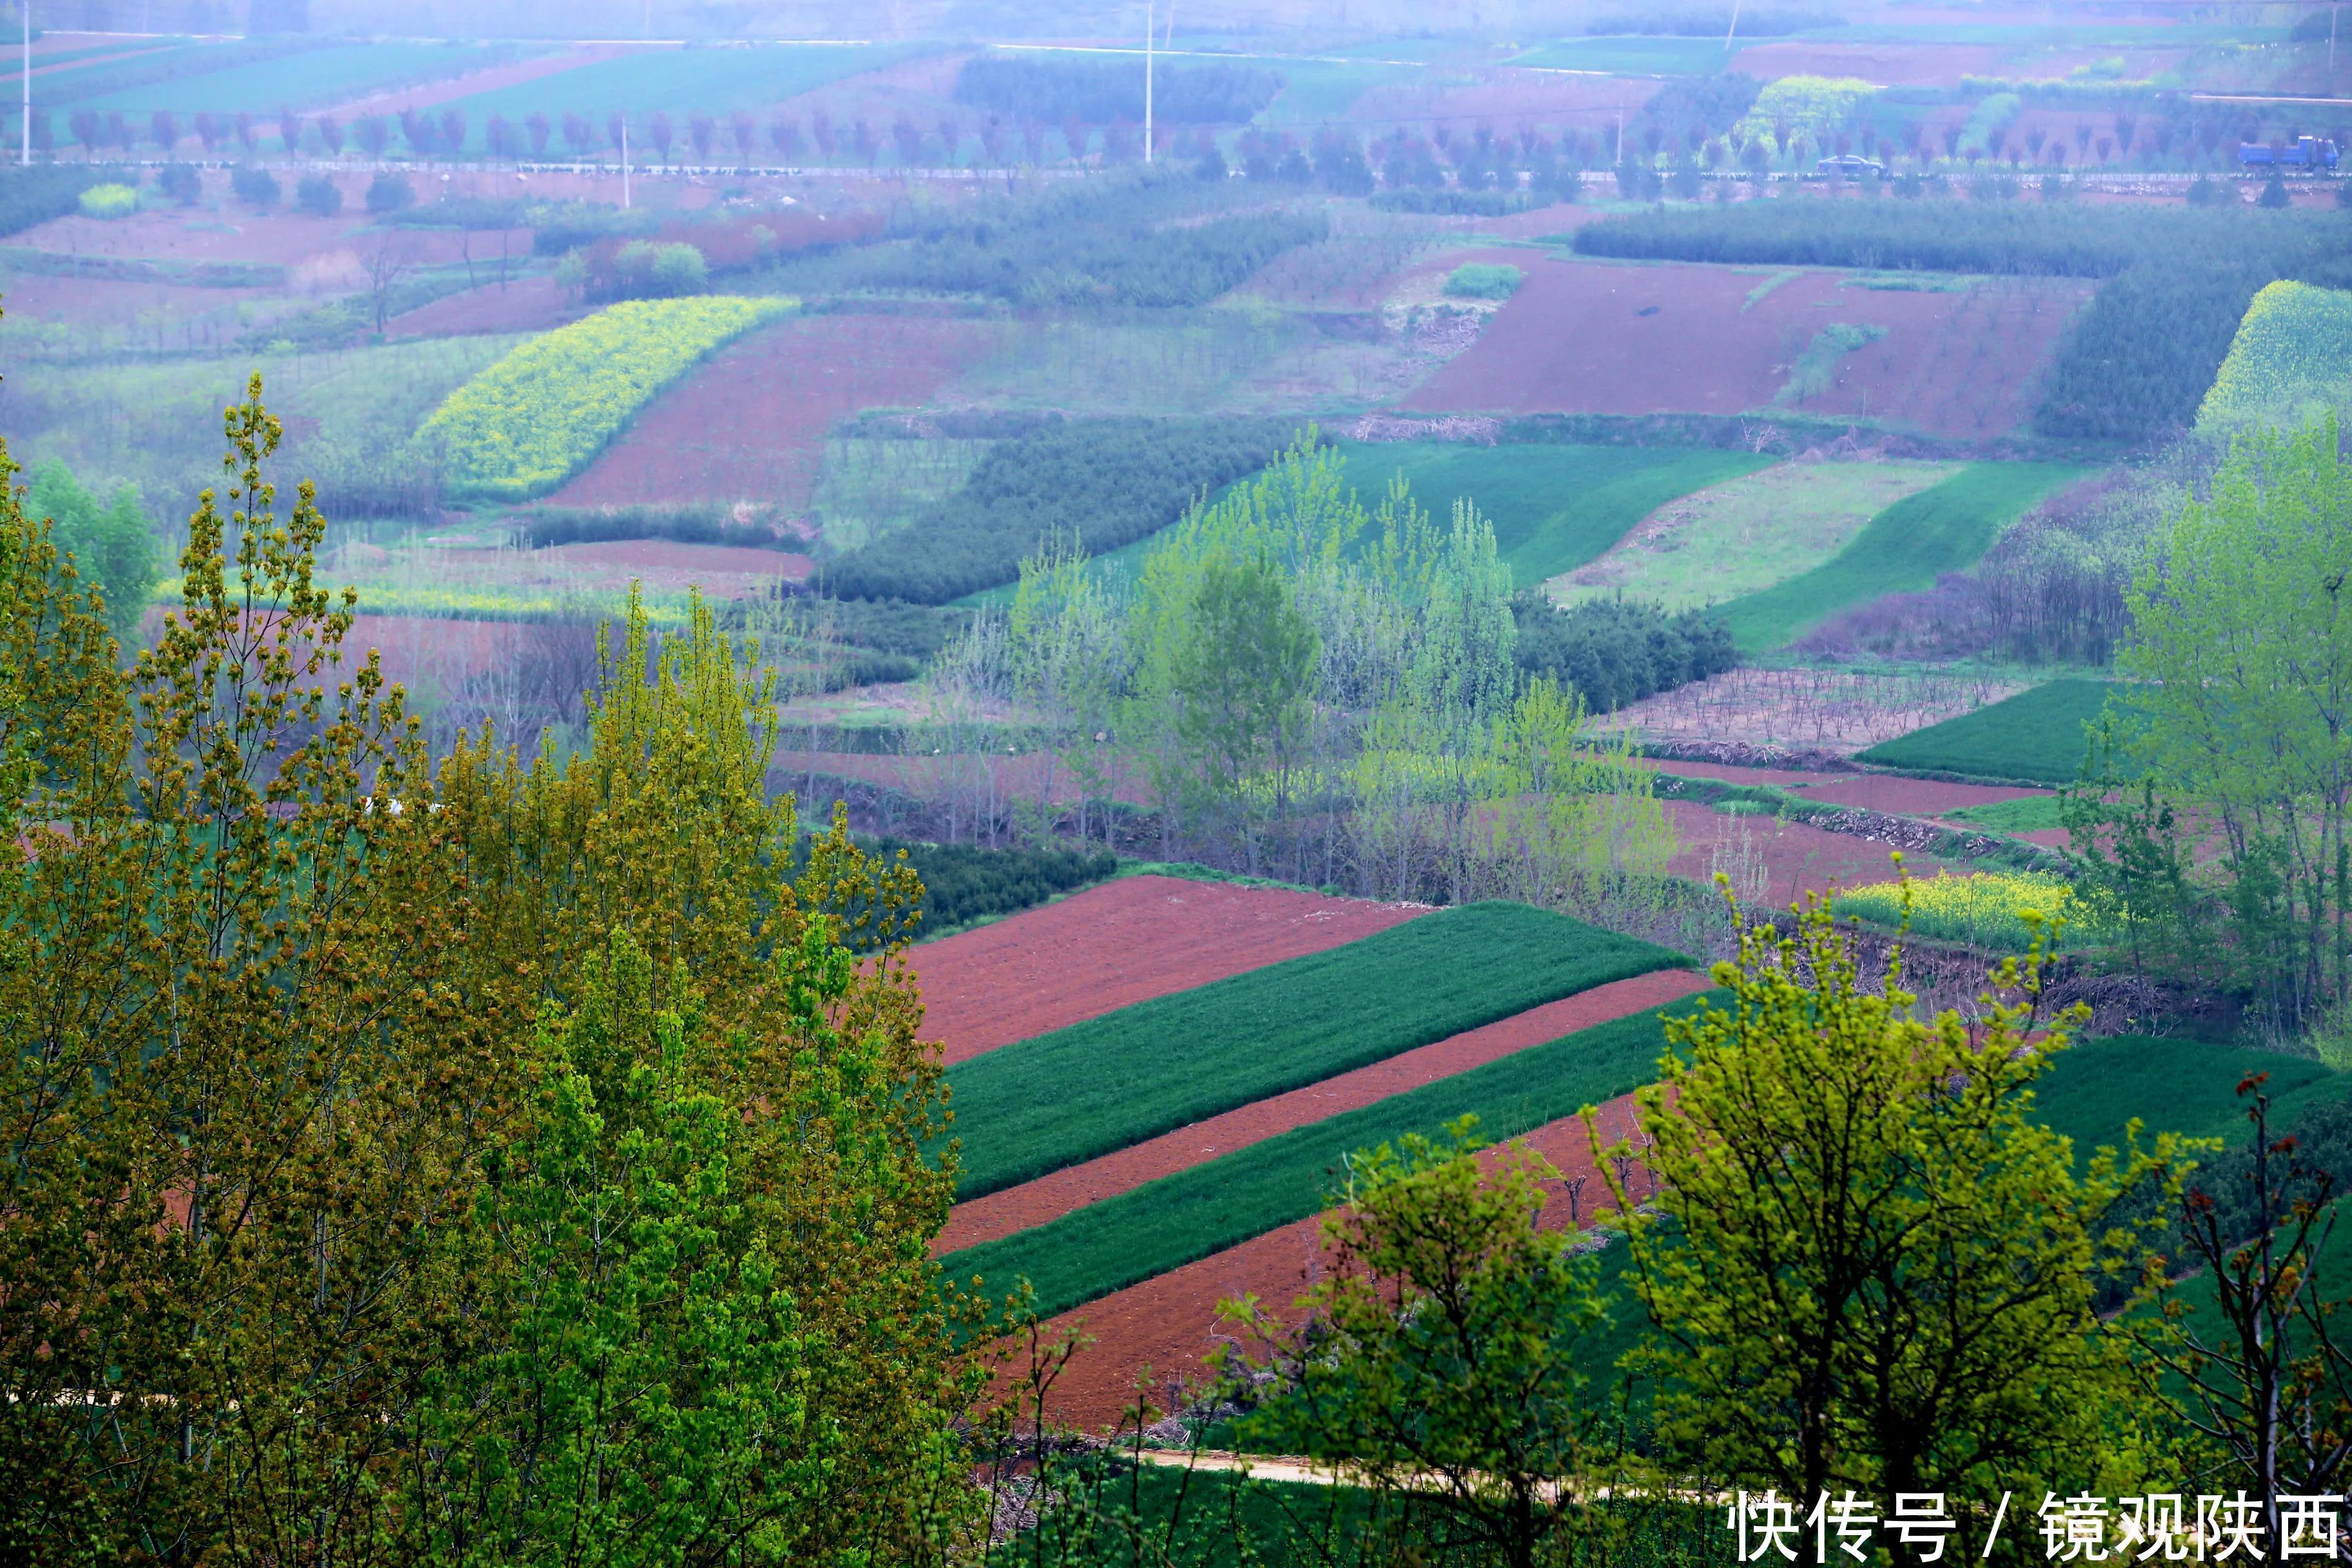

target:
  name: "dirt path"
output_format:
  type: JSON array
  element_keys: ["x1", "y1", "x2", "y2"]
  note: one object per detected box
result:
[
  {"x1": 939, "y1": 968, "x2": 1707, "y2": 1253},
  {"x1": 1023, "y1": 1090, "x2": 1659, "y2": 1432},
  {"x1": 909, "y1": 876, "x2": 1429, "y2": 1067}
]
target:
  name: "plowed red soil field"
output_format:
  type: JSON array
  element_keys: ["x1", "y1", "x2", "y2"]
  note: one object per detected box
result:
[
  {"x1": 1788, "y1": 775, "x2": 2049, "y2": 814},
  {"x1": 939, "y1": 968, "x2": 1706, "y2": 1253},
  {"x1": 906, "y1": 875, "x2": 1428, "y2": 1066},
  {"x1": 389, "y1": 275, "x2": 587, "y2": 337},
  {"x1": 1400, "y1": 255, "x2": 2092, "y2": 438},
  {"x1": 1028, "y1": 1089, "x2": 1658, "y2": 1431},
  {"x1": 550, "y1": 313, "x2": 999, "y2": 511},
  {"x1": 1662, "y1": 797, "x2": 1963, "y2": 903}
]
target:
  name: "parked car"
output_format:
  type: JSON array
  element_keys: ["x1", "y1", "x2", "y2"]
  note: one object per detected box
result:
[{"x1": 1814, "y1": 153, "x2": 1886, "y2": 176}]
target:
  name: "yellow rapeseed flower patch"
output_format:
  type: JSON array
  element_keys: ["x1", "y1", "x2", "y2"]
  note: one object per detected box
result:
[
  {"x1": 2197, "y1": 279, "x2": 2352, "y2": 433},
  {"x1": 421, "y1": 295, "x2": 796, "y2": 501},
  {"x1": 1835, "y1": 869, "x2": 2109, "y2": 951}
]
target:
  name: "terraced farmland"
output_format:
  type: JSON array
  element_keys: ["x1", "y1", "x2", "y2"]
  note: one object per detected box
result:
[{"x1": 943, "y1": 901, "x2": 1686, "y2": 1198}]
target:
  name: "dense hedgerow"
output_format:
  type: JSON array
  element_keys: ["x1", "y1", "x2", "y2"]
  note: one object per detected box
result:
[
  {"x1": 519, "y1": 503, "x2": 796, "y2": 551},
  {"x1": 1571, "y1": 201, "x2": 2352, "y2": 442},
  {"x1": 0, "y1": 166, "x2": 110, "y2": 234},
  {"x1": 807, "y1": 172, "x2": 1327, "y2": 308},
  {"x1": 823, "y1": 418, "x2": 1292, "y2": 603},
  {"x1": 1510, "y1": 593, "x2": 1738, "y2": 712},
  {"x1": 870, "y1": 838, "x2": 1117, "y2": 932},
  {"x1": 952, "y1": 54, "x2": 1282, "y2": 124}
]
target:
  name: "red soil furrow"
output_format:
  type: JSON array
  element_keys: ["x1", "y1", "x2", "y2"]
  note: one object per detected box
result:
[
  {"x1": 908, "y1": 876, "x2": 1429, "y2": 1066},
  {"x1": 939, "y1": 968, "x2": 1707, "y2": 1253},
  {"x1": 1026, "y1": 1091, "x2": 1660, "y2": 1433},
  {"x1": 1786, "y1": 776, "x2": 2049, "y2": 815}
]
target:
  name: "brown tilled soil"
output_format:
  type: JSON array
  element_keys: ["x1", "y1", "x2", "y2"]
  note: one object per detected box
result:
[
  {"x1": 939, "y1": 968, "x2": 1706, "y2": 1253},
  {"x1": 1027, "y1": 1090, "x2": 1658, "y2": 1432},
  {"x1": 1787, "y1": 775, "x2": 2049, "y2": 815},
  {"x1": 387, "y1": 274, "x2": 586, "y2": 337},
  {"x1": 549, "y1": 313, "x2": 999, "y2": 511},
  {"x1": 14, "y1": 181, "x2": 532, "y2": 270},
  {"x1": 1399, "y1": 254, "x2": 2093, "y2": 438},
  {"x1": 907, "y1": 876, "x2": 1429, "y2": 1066}
]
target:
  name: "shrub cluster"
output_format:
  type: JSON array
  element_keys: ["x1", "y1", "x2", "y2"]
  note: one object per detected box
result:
[
  {"x1": 1510, "y1": 592, "x2": 1739, "y2": 712},
  {"x1": 0, "y1": 165, "x2": 106, "y2": 235},
  {"x1": 951, "y1": 55, "x2": 1282, "y2": 124},
  {"x1": 814, "y1": 172, "x2": 1326, "y2": 308},
  {"x1": 864, "y1": 837, "x2": 1117, "y2": 932},
  {"x1": 822, "y1": 417, "x2": 1291, "y2": 603},
  {"x1": 518, "y1": 502, "x2": 795, "y2": 551},
  {"x1": 75, "y1": 182, "x2": 136, "y2": 219},
  {"x1": 230, "y1": 166, "x2": 279, "y2": 208}
]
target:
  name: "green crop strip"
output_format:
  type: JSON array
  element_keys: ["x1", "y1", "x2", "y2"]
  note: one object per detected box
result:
[
  {"x1": 942, "y1": 901, "x2": 1685, "y2": 1200},
  {"x1": 1857, "y1": 676, "x2": 2137, "y2": 785},
  {"x1": 1716, "y1": 461, "x2": 2083, "y2": 651},
  {"x1": 942, "y1": 993, "x2": 1712, "y2": 1321}
]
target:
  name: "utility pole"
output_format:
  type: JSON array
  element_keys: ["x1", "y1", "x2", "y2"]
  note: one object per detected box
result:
[
  {"x1": 1725, "y1": 0, "x2": 1743, "y2": 52},
  {"x1": 20, "y1": 0, "x2": 29, "y2": 168},
  {"x1": 622, "y1": 116, "x2": 631, "y2": 208},
  {"x1": 1143, "y1": 0, "x2": 1153, "y2": 164}
]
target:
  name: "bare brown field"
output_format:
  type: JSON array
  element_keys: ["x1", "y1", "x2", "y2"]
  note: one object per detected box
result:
[
  {"x1": 387, "y1": 274, "x2": 586, "y2": 337},
  {"x1": 906, "y1": 874, "x2": 1429, "y2": 1066},
  {"x1": 1400, "y1": 255, "x2": 2093, "y2": 436},
  {"x1": 538, "y1": 539, "x2": 812, "y2": 595},
  {"x1": 1664, "y1": 798, "x2": 1963, "y2": 906},
  {"x1": 550, "y1": 313, "x2": 999, "y2": 511}
]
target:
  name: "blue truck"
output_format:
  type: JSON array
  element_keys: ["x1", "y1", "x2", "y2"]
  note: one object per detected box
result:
[{"x1": 2240, "y1": 136, "x2": 2340, "y2": 169}]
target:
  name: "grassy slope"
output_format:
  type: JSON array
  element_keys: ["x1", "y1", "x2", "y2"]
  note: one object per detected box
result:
[
  {"x1": 1716, "y1": 461, "x2": 2084, "y2": 651},
  {"x1": 435, "y1": 43, "x2": 927, "y2": 144},
  {"x1": 1856, "y1": 677, "x2": 2130, "y2": 784},
  {"x1": 1336, "y1": 441, "x2": 1770, "y2": 588},
  {"x1": 1548, "y1": 457, "x2": 1955, "y2": 609},
  {"x1": 945, "y1": 901, "x2": 1686, "y2": 1199},
  {"x1": 941, "y1": 995, "x2": 1710, "y2": 1319}
]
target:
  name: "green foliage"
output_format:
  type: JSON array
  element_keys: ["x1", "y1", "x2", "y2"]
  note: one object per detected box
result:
[
  {"x1": 427, "y1": 43, "x2": 921, "y2": 145},
  {"x1": 1717, "y1": 462, "x2": 2083, "y2": 649},
  {"x1": 1168, "y1": 552, "x2": 1320, "y2": 861},
  {"x1": 420, "y1": 296, "x2": 794, "y2": 500},
  {"x1": 951, "y1": 54, "x2": 1282, "y2": 124},
  {"x1": 365, "y1": 170, "x2": 414, "y2": 213},
  {"x1": 74, "y1": 181, "x2": 134, "y2": 219},
  {"x1": 606, "y1": 238, "x2": 708, "y2": 299},
  {"x1": 24, "y1": 460, "x2": 157, "y2": 643},
  {"x1": 867, "y1": 836, "x2": 1115, "y2": 932},
  {"x1": 1440, "y1": 262, "x2": 1524, "y2": 300},
  {"x1": 1941, "y1": 792, "x2": 2067, "y2": 832},
  {"x1": 55, "y1": 39, "x2": 511, "y2": 115},
  {"x1": 825, "y1": 417, "x2": 1288, "y2": 603},
  {"x1": 1615, "y1": 892, "x2": 2173, "y2": 1503},
  {"x1": 2033, "y1": 1034, "x2": 2340, "y2": 1152},
  {"x1": 943, "y1": 995, "x2": 1707, "y2": 1320},
  {"x1": 0, "y1": 165, "x2": 106, "y2": 235},
  {"x1": 229, "y1": 165, "x2": 279, "y2": 206},
  {"x1": 941, "y1": 901, "x2": 1685, "y2": 1199},
  {"x1": 518, "y1": 501, "x2": 794, "y2": 551},
  {"x1": 1509, "y1": 593, "x2": 1737, "y2": 712},
  {"x1": 154, "y1": 162, "x2": 199, "y2": 204},
  {"x1": 2117, "y1": 415, "x2": 2352, "y2": 1034},
  {"x1": 1220, "y1": 1124, "x2": 1630, "y2": 1568},
  {"x1": 1857, "y1": 676, "x2": 2129, "y2": 782},
  {"x1": 293, "y1": 172, "x2": 340, "y2": 217}
]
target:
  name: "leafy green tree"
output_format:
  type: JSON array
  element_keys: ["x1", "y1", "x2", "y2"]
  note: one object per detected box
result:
[
  {"x1": 1220, "y1": 1119, "x2": 1638, "y2": 1568},
  {"x1": 1602, "y1": 880, "x2": 2180, "y2": 1508},
  {"x1": 24, "y1": 459, "x2": 157, "y2": 644},
  {"x1": 1168, "y1": 550, "x2": 1318, "y2": 875},
  {"x1": 2117, "y1": 415, "x2": 2352, "y2": 1037}
]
